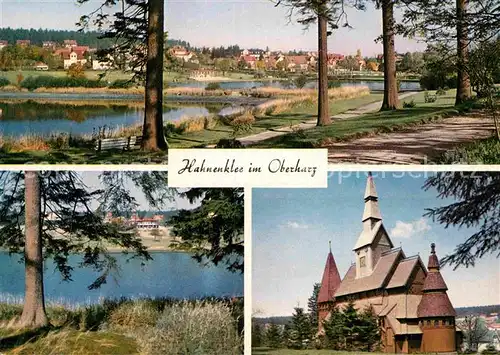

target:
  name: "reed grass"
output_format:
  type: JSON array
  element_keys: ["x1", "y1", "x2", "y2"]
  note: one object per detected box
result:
[
  {"x1": 0, "y1": 134, "x2": 51, "y2": 152},
  {"x1": 0, "y1": 296, "x2": 243, "y2": 355},
  {"x1": 33, "y1": 86, "x2": 145, "y2": 95}
]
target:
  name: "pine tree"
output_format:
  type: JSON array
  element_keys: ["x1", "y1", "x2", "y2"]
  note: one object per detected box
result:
[
  {"x1": 340, "y1": 300, "x2": 361, "y2": 350},
  {"x1": 275, "y1": 0, "x2": 365, "y2": 126},
  {"x1": 423, "y1": 172, "x2": 500, "y2": 268},
  {"x1": 252, "y1": 324, "x2": 263, "y2": 347},
  {"x1": 290, "y1": 306, "x2": 312, "y2": 349},
  {"x1": 0, "y1": 171, "x2": 172, "y2": 328},
  {"x1": 358, "y1": 305, "x2": 380, "y2": 351},
  {"x1": 282, "y1": 323, "x2": 292, "y2": 348},
  {"x1": 323, "y1": 306, "x2": 344, "y2": 349},
  {"x1": 307, "y1": 283, "x2": 321, "y2": 330},
  {"x1": 266, "y1": 323, "x2": 283, "y2": 348},
  {"x1": 168, "y1": 188, "x2": 244, "y2": 273},
  {"x1": 78, "y1": 0, "x2": 168, "y2": 151}
]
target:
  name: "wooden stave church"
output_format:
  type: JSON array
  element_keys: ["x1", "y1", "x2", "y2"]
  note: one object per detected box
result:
[{"x1": 318, "y1": 173, "x2": 461, "y2": 353}]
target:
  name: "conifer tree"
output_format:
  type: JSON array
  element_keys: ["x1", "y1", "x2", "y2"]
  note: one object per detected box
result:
[
  {"x1": 252, "y1": 323, "x2": 263, "y2": 347},
  {"x1": 358, "y1": 305, "x2": 380, "y2": 351},
  {"x1": 77, "y1": 0, "x2": 168, "y2": 151},
  {"x1": 340, "y1": 300, "x2": 360, "y2": 350},
  {"x1": 274, "y1": 0, "x2": 364, "y2": 126},
  {"x1": 282, "y1": 323, "x2": 292, "y2": 348},
  {"x1": 168, "y1": 188, "x2": 244, "y2": 273},
  {"x1": 323, "y1": 306, "x2": 344, "y2": 349},
  {"x1": 266, "y1": 323, "x2": 283, "y2": 348},
  {"x1": 0, "y1": 171, "x2": 171, "y2": 328},
  {"x1": 307, "y1": 283, "x2": 321, "y2": 330},
  {"x1": 423, "y1": 172, "x2": 500, "y2": 268},
  {"x1": 290, "y1": 306, "x2": 312, "y2": 349}
]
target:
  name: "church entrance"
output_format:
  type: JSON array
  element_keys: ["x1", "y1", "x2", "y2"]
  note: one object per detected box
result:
[{"x1": 394, "y1": 334, "x2": 422, "y2": 353}]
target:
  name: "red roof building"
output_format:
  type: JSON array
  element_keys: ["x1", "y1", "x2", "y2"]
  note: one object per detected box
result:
[
  {"x1": 16, "y1": 40, "x2": 30, "y2": 47},
  {"x1": 321, "y1": 174, "x2": 459, "y2": 353}
]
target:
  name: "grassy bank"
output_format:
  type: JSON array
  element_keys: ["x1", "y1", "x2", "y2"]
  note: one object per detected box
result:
[
  {"x1": 0, "y1": 70, "x2": 190, "y2": 84},
  {"x1": 0, "y1": 297, "x2": 243, "y2": 355},
  {"x1": 252, "y1": 90, "x2": 472, "y2": 148},
  {"x1": 436, "y1": 136, "x2": 500, "y2": 164},
  {"x1": 168, "y1": 87, "x2": 375, "y2": 148}
]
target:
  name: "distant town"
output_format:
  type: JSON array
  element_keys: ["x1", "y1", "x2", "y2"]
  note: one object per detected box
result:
[{"x1": 0, "y1": 28, "x2": 416, "y2": 76}]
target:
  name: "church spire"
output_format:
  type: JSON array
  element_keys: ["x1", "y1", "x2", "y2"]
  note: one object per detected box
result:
[
  {"x1": 318, "y1": 243, "x2": 341, "y2": 304},
  {"x1": 317, "y1": 242, "x2": 341, "y2": 332},
  {"x1": 362, "y1": 172, "x2": 382, "y2": 222},
  {"x1": 418, "y1": 243, "x2": 456, "y2": 317}
]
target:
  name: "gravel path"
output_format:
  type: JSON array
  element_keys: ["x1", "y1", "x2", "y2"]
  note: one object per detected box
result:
[
  {"x1": 326, "y1": 114, "x2": 495, "y2": 164},
  {"x1": 239, "y1": 92, "x2": 418, "y2": 146}
]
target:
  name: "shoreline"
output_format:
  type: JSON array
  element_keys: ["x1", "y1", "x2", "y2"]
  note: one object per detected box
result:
[
  {"x1": 0, "y1": 248, "x2": 193, "y2": 254},
  {"x1": 0, "y1": 91, "x2": 270, "y2": 105}
]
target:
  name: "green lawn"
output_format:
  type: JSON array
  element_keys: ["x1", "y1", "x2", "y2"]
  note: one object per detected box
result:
[
  {"x1": 253, "y1": 90, "x2": 464, "y2": 148},
  {"x1": 0, "y1": 147, "x2": 167, "y2": 165},
  {"x1": 168, "y1": 93, "x2": 385, "y2": 148},
  {"x1": 253, "y1": 348, "x2": 385, "y2": 355}
]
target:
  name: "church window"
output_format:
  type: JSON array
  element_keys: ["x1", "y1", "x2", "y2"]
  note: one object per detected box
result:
[{"x1": 360, "y1": 256, "x2": 366, "y2": 267}]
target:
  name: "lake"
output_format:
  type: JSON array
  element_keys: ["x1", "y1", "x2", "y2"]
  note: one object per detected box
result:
[
  {"x1": 0, "y1": 80, "x2": 421, "y2": 137},
  {"x1": 0, "y1": 100, "x2": 228, "y2": 137},
  {"x1": 0, "y1": 251, "x2": 243, "y2": 305},
  {"x1": 170, "y1": 79, "x2": 422, "y2": 92}
]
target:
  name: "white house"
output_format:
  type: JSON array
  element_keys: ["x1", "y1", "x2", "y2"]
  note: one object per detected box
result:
[
  {"x1": 34, "y1": 62, "x2": 49, "y2": 71},
  {"x1": 63, "y1": 50, "x2": 87, "y2": 69}
]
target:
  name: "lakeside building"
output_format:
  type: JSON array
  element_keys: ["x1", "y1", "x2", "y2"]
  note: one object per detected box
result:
[
  {"x1": 318, "y1": 173, "x2": 461, "y2": 353},
  {"x1": 105, "y1": 212, "x2": 164, "y2": 230}
]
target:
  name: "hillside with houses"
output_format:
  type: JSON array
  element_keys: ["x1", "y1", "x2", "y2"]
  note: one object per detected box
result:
[{"x1": 0, "y1": 28, "x2": 413, "y2": 77}]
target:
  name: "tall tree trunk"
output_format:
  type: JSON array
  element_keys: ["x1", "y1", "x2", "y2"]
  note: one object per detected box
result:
[
  {"x1": 18, "y1": 171, "x2": 49, "y2": 328},
  {"x1": 142, "y1": 0, "x2": 168, "y2": 151},
  {"x1": 317, "y1": 13, "x2": 331, "y2": 126},
  {"x1": 455, "y1": 0, "x2": 471, "y2": 105},
  {"x1": 380, "y1": 0, "x2": 398, "y2": 111}
]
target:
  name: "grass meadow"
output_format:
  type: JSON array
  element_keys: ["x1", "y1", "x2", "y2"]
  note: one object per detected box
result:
[{"x1": 0, "y1": 296, "x2": 243, "y2": 355}]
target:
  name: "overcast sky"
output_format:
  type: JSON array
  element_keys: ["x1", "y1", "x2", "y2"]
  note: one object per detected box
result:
[
  {"x1": 0, "y1": 0, "x2": 426, "y2": 56},
  {"x1": 253, "y1": 172, "x2": 500, "y2": 317}
]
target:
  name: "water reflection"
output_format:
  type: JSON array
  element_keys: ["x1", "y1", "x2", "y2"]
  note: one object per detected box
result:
[{"x1": 0, "y1": 99, "x2": 227, "y2": 137}]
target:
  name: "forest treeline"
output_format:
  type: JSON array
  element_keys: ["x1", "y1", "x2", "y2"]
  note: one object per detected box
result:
[
  {"x1": 253, "y1": 304, "x2": 500, "y2": 326},
  {"x1": 0, "y1": 28, "x2": 189, "y2": 49}
]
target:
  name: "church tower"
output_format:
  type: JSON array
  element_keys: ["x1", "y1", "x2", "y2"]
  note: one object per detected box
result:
[
  {"x1": 418, "y1": 243, "x2": 457, "y2": 353},
  {"x1": 317, "y1": 242, "x2": 341, "y2": 332},
  {"x1": 353, "y1": 173, "x2": 393, "y2": 278}
]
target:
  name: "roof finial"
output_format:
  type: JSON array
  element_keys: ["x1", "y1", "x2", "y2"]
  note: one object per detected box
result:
[
  {"x1": 329, "y1": 240, "x2": 331, "y2": 253},
  {"x1": 431, "y1": 243, "x2": 436, "y2": 254}
]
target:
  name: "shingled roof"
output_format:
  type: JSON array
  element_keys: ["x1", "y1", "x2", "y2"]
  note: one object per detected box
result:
[
  {"x1": 318, "y1": 246, "x2": 341, "y2": 303},
  {"x1": 386, "y1": 256, "x2": 427, "y2": 289},
  {"x1": 335, "y1": 248, "x2": 404, "y2": 297},
  {"x1": 417, "y1": 244, "x2": 456, "y2": 318}
]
